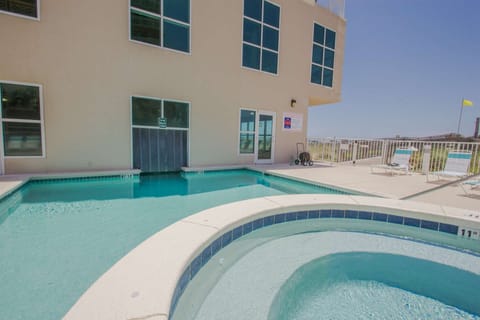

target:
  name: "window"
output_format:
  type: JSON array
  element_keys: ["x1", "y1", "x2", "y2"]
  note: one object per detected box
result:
[
  {"x1": 239, "y1": 109, "x2": 256, "y2": 154},
  {"x1": 130, "y1": 0, "x2": 190, "y2": 53},
  {"x1": 132, "y1": 96, "x2": 189, "y2": 129},
  {"x1": 242, "y1": 0, "x2": 280, "y2": 74},
  {"x1": 0, "y1": 82, "x2": 44, "y2": 157},
  {"x1": 311, "y1": 23, "x2": 336, "y2": 87},
  {"x1": 0, "y1": 0, "x2": 38, "y2": 19}
]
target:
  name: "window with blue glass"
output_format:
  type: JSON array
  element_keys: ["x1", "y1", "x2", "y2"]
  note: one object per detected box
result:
[
  {"x1": 130, "y1": 0, "x2": 190, "y2": 53},
  {"x1": 242, "y1": 0, "x2": 280, "y2": 74},
  {"x1": 239, "y1": 109, "x2": 256, "y2": 154},
  {"x1": 311, "y1": 23, "x2": 335, "y2": 87},
  {"x1": 1, "y1": 82, "x2": 44, "y2": 157},
  {"x1": 0, "y1": 0, "x2": 38, "y2": 19}
]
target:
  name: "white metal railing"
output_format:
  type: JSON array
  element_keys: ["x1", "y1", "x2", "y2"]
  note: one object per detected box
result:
[
  {"x1": 316, "y1": 0, "x2": 345, "y2": 19},
  {"x1": 307, "y1": 138, "x2": 480, "y2": 175}
]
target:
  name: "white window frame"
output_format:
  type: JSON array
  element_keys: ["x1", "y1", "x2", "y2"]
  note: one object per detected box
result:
[
  {"x1": 310, "y1": 21, "x2": 335, "y2": 88},
  {"x1": 241, "y1": 0, "x2": 281, "y2": 76},
  {"x1": 130, "y1": 95, "x2": 191, "y2": 168},
  {"x1": 0, "y1": 80, "x2": 46, "y2": 160},
  {"x1": 238, "y1": 108, "x2": 257, "y2": 156},
  {"x1": 0, "y1": 0, "x2": 40, "y2": 21},
  {"x1": 128, "y1": 0, "x2": 191, "y2": 55}
]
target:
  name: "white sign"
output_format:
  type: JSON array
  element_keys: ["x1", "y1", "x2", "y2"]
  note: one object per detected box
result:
[{"x1": 282, "y1": 112, "x2": 303, "y2": 132}]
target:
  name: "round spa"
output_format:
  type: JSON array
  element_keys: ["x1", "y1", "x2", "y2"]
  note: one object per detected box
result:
[{"x1": 171, "y1": 205, "x2": 480, "y2": 320}]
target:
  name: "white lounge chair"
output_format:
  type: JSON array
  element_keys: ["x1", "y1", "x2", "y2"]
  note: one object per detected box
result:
[
  {"x1": 427, "y1": 151, "x2": 472, "y2": 181},
  {"x1": 460, "y1": 178, "x2": 480, "y2": 194},
  {"x1": 371, "y1": 148, "x2": 412, "y2": 175}
]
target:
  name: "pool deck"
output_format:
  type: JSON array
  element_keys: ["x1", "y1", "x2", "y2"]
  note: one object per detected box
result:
[{"x1": 248, "y1": 161, "x2": 480, "y2": 213}]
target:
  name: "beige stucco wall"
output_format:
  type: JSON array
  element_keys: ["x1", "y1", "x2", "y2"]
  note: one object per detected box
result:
[{"x1": 0, "y1": 0, "x2": 345, "y2": 174}]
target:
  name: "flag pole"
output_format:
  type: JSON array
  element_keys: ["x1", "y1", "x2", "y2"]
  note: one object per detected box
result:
[{"x1": 457, "y1": 98, "x2": 464, "y2": 135}]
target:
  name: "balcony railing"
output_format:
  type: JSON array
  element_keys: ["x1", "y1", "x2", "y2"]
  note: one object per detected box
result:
[
  {"x1": 307, "y1": 137, "x2": 480, "y2": 175},
  {"x1": 316, "y1": 0, "x2": 345, "y2": 19}
]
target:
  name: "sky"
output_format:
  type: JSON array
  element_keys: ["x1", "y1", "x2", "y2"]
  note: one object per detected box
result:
[{"x1": 307, "y1": 0, "x2": 480, "y2": 139}]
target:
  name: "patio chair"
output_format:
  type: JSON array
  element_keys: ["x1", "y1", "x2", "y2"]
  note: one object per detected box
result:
[
  {"x1": 371, "y1": 148, "x2": 412, "y2": 175},
  {"x1": 460, "y1": 178, "x2": 480, "y2": 195},
  {"x1": 427, "y1": 151, "x2": 472, "y2": 182}
]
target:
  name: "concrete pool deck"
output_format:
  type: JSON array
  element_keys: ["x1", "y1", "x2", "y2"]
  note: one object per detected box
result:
[{"x1": 248, "y1": 161, "x2": 480, "y2": 213}]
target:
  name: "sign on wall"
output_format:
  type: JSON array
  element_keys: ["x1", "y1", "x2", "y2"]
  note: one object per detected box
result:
[
  {"x1": 158, "y1": 117, "x2": 167, "y2": 128},
  {"x1": 282, "y1": 112, "x2": 303, "y2": 132}
]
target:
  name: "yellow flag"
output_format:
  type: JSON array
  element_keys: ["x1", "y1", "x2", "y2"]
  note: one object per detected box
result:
[{"x1": 463, "y1": 99, "x2": 473, "y2": 107}]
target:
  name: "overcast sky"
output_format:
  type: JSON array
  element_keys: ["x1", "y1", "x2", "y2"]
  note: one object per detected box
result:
[{"x1": 308, "y1": 0, "x2": 480, "y2": 139}]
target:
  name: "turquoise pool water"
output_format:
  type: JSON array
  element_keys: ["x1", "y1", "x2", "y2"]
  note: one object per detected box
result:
[
  {"x1": 270, "y1": 253, "x2": 480, "y2": 320},
  {"x1": 185, "y1": 228, "x2": 480, "y2": 320},
  {"x1": 0, "y1": 170, "x2": 345, "y2": 320}
]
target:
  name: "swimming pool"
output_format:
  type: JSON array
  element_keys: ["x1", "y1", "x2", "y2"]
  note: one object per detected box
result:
[{"x1": 0, "y1": 170, "x2": 347, "y2": 320}]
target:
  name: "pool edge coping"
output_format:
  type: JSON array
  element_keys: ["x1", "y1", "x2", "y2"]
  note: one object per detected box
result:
[
  {"x1": 0, "y1": 169, "x2": 141, "y2": 199},
  {"x1": 63, "y1": 195, "x2": 480, "y2": 320}
]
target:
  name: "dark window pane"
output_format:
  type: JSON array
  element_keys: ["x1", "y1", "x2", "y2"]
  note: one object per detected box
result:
[
  {"x1": 261, "y1": 50, "x2": 278, "y2": 74},
  {"x1": 132, "y1": 97, "x2": 162, "y2": 126},
  {"x1": 242, "y1": 44, "x2": 260, "y2": 70},
  {"x1": 240, "y1": 133, "x2": 255, "y2": 154},
  {"x1": 131, "y1": 10, "x2": 161, "y2": 46},
  {"x1": 1, "y1": 83, "x2": 40, "y2": 120},
  {"x1": 312, "y1": 44, "x2": 323, "y2": 65},
  {"x1": 262, "y1": 26, "x2": 278, "y2": 51},
  {"x1": 0, "y1": 0, "x2": 37, "y2": 18},
  {"x1": 323, "y1": 68, "x2": 333, "y2": 87},
  {"x1": 3, "y1": 122, "x2": 42, "y2": 156},
  {"x1": 164, "y1": 101, "x2": 189, "y2": 128},
  {"x1": 243, "y1": 19, "x2": 261, "y2": 45},
  {"x1": 163, "y1": 19, "x2": 189, "y2": 52},
  {"x1": 240, "y1": 110, "x2": 256, "y2": 131},
  {"x1": 313, "y1": 23, "x2": 325, "y2": 44},
  {"x1": 164, "y1": 0, "x2": 189, "y2": 23},
  {"x1": 324, "y1": 48, "x2": 335, "y2": 68},
  {"x1": 244, "y1": 0, "x2": 261, "y2": 20},
  {"x1": 257, "y1": 114, "x2": 272, "y2": 159},
  {"x1": 131, "y1": 0, "x2": 160, "y2": 14},
  {"x1": 311, "y1": 65, "x2": 322, "y2": 84},
  {"x1": 263, "y1": 1, "x2": 279, "y2": 28},
  {"x1": 325, "y1": 28, "x2": 336, "y2": 49}
]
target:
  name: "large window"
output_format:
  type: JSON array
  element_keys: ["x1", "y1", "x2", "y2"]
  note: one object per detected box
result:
[
  {"x1": 239, "y1": 109, "x2": 256, "y2": 154},
  {"x1": 0, "y1": 82, "x2": 44, "y2": 157},
  {"x1": 311, "y1": 23, "x2": 336, "y2": 87},
  {"x1": 0, "y1": 0, "x2": 38, "y2": 19},
  {"x1": 131, "y1": 96, "x2": 189, "y2": 129},
  {"x1": 130, "y1": 0, "x2": 190, "y2": 53},
  {"x1": 242, "y1": 0, "x2": 280, "y2": 75}
]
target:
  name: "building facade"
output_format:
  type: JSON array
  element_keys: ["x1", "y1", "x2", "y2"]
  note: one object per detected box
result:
[{"x1": 0, "y1": 0, "x2": 345, "y2": 174}]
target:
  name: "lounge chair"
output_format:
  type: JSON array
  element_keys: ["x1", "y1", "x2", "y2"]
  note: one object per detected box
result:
[
  {"x1": 460, "y1": 178, "x2": 480, "y2": 194},
  {"x1": 371, "y1": 148, "x2": 412, "y2": 175},
  {"x1": 427, "y1": 151, "x2": 472, "y2": 181}
]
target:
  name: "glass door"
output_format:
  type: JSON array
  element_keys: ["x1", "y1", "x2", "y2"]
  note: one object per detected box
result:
[{"x1": 255, "y1": 111, "x2": 275, "y2": 164}]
